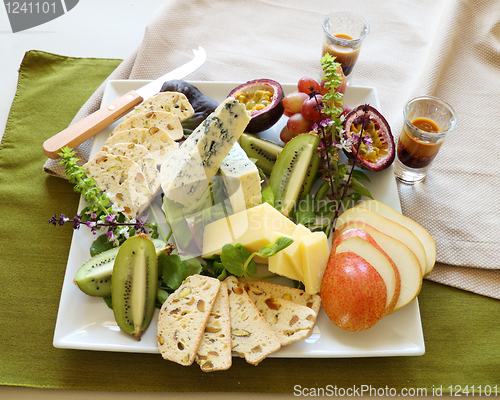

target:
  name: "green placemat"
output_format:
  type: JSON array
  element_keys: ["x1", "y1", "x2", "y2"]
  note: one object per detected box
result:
[{"x1": 0, "y1": 50, "x2": 499, "y2": 394}]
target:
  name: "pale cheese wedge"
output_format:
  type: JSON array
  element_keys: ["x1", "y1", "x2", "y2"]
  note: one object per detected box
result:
[
  {"x1": 202, "y1": 202, "x2": 297, "y2": 258},
  {"x1": 300, "y1": 231, "x2": 329, "y2": 294},
  {"x1": 283, "y1": 224, "x2": 312, "y2": 282},
  {"x1": 268, "y1": 232, "x2": 301, "y2": 282}
]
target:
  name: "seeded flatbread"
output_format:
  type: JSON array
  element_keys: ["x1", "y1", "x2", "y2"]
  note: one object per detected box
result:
[
  {"x1": 243, "y1": 281, "x2": 317, "y2": 346},
  {"x1": 239, "y1": 278, "x2": 322, "y2": 316},
  {"x1": 105, "y1": 127, "x2": 179, "y2": 166},
  {"x1": 113, "y1": 111, "x2": 184, "y2": 141},
  {"x1": 157, "y1": 274, "x2": 221, "y2": 366},
  {"x1": 224, "y1": 276, "x2": 281, "y2": 366},
  {"x1": 195, "y1": 281, "x2": 232, "y2": 372},
  {"x1": 126, "y1": 92, "x2": 194, "y2": 122},
  {"x1": 83, "y1": 150, "x2": 153, "y2": 219},
  {"x1": 104, "y1": 143, "x2": 160, "y2": 195}
]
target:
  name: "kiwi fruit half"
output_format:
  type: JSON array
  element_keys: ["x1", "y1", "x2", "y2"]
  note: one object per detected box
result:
[
  {"x1": 239, "y1": 133, "x2": 283, "y2": 175},
  {"x1": 111, "y1": 234, "x2": 158, "y2": 340},
  {"x1": 74, "y1": 239, "x2": 167, "y2": 298},
  {"x1": 269, "y1": 133, "x2": 321, "y2": 217},
  {"x1": 74, "y1": 247, "x2": 120, "y2": 297}
]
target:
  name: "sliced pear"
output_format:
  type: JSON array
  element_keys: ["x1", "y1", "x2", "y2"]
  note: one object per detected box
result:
[
  {"x1": 334, "y1": 235, "x2": 400, "y2": 316},
  {"x1": 335, "y1": 207, "x2": 427, "y2": 276},
  {"x1": 333, "y1": 223, "x2": 422, "y2": 312},
  {"x1": 356, "y1": 199, "x2": 436, "y2": 276}
]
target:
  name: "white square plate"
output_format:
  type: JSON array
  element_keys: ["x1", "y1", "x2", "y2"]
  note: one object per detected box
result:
[{"x1": 53, "y1": 80, "x2": 425, "y2": 357}]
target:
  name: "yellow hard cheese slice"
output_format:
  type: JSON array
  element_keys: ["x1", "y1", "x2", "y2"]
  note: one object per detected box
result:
[
  {"x1": 300, "y1": 231, "x2": 329, "y2": 294},
  {"x1": 202, "y1": 202, "x2": 296, "y2": 258},
  {"x1": 282, "y1": 224, "x2": 312, "y2": 282},
  {"x1": 268, "y1": 232, "x2": 301, "y2": 282}
]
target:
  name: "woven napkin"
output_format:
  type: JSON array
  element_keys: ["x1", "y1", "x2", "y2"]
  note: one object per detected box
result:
[{"x1": 43, "y1": 0, "x2": 500, "y2": 299}]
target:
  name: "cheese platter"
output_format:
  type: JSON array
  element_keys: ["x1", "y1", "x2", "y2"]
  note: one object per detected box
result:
[{"x1": 53, "y1": 79, "x2": 425, "y2": 358}]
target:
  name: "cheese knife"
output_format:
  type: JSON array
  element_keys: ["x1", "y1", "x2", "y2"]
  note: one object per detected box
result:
[{"x1": 43, "y1": 46, "x2": 206, "y2": 159}]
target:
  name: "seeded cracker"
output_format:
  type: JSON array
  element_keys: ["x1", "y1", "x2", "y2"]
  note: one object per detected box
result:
[
  {"x1": 126, "y1": 92, "x2": 194, "y2": 123},
  {"x1": 157, "y1": 275, "x2": 221, "y2": 366},
  {"x1": 82, "y1": 150, "x2": 153, "y2": 219},
  {"x1": 195, "y1": 281, "x2": 232, "y2": 372},
  {"x1": 224, "y1": 276, "x2": 281, "y2": 366},
  {"x1": 104, "y1": 127, "x2": 179, "y2": 166},
  {"x1": 113, "y1": 111, "x2": 184, "y2": 141},
  {"x1": 243, "y1": 281, "x2": 317, "y2": 346},
  {"x1": 239, "y1": 278, "x2": 322, "y2": 316}
]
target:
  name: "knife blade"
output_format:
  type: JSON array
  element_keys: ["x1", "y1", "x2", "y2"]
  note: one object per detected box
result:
[{"x1": 43, "y1": 46, "x2": 206, "y2": 159}]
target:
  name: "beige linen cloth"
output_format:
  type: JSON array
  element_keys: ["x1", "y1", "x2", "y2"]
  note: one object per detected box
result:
[{"x1": 44, "y1": 0, "x2": 500, "y2": 299}]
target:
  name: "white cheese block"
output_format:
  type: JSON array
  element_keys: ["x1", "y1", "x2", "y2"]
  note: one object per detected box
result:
[
  {"x1": 160, "y1": 98, "x2": 250, "y2": 207},
  {"x1": 104, "y1": 127, "x2": 179, "y2": 166},
  {"x1": 219, "y1": 142, "x2": 262, "y2": 213}
]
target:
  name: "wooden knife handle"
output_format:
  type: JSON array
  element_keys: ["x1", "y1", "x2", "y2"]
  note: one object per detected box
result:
[{"x1": 43, "y1": 90, "x2": 144, "y2": 159}]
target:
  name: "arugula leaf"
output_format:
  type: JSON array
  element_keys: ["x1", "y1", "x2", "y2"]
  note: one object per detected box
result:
[
  {"x1": 294, "y1": 194, "x2": 316, "y2": 226},
  {"x1": 261, "y1": 185, "x2": 275, "y2": 206},
  {"x1": 255, "y1": 236, "x2": 294, "y2": 258},
  {"x1": 220, "y1": 243, "x2": 255, "y2": 277},
  {"x1": 158, "y1": 253, "x2": 202, "y2": 290},
  {"x1": 350, "y1": 177, "x2": 373, "y2": 199}
]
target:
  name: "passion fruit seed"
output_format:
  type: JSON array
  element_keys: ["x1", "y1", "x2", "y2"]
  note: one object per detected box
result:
[
  {"x1": 228, "y1": 79, "x2": 285, "y2": 133},
  {"x1": 343, "y1": 105, "x2": 395, "y2": 172}
]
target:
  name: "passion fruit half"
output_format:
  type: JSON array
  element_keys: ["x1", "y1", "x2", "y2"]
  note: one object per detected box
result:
[
  {"x1": 343, "y1": 105, "x2": 395, "y2": 171},
  {"x1": 228, "y1": 79, "x2": 285, "y2": 133}
]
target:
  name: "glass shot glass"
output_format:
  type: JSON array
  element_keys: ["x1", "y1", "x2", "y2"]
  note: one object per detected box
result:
[
  {"x1": 322, "y1": 11, "x2": 370, "y2": 83},
  {"x1": 394, "y1": 96, "x2": 457, "y2": 184}
]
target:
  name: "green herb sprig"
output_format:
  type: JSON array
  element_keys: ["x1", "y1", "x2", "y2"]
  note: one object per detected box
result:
[
  {"x1": 293, "y1": 54, "x2": 374, "y2": 236},
  {"x1": 49, "y1": 147, "x2": 158, "y2": 255}
]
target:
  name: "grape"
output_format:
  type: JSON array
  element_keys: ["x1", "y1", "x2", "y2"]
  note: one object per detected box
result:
[
  {"x1": 301, "y1": 94, "x2": 323, "y2": 121},
  {"x1": 279, "y1": 126, "x2": 295, "y2": 143},
  {"x1": 297, "y1": 77, "x2": 320, "y2": 94},
  {"x1": 283, "y1": 91, "x2": 308, "y2": 115},
  {"x1": 287, "y1": 113, "x2": 313, "y2": 134}
]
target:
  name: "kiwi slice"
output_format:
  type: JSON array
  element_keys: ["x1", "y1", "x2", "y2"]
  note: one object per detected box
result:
[
  {"x1": 74, "y1": 247, "x2": 120, "y2": 297},
  {"x1": 269, "y1": 133, "x2": 321, "y2": 217},
  {"x1": 111, "y1": 234, "x2": 158, "y2": 340},
  {"x1": 239, "y1": 133, "x2": 283, "y2": 175},
  {"x1": 74, "y1": 239, "x2": 167, "y2": 298}
]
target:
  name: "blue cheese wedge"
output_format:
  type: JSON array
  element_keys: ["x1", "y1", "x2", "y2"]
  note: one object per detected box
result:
[
  {"x1": 219, "y1": 142, "x2": 262, "y2": 213},
  {"x1": 160, "y1": 98, "x2": 250, "y2": 206}
]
